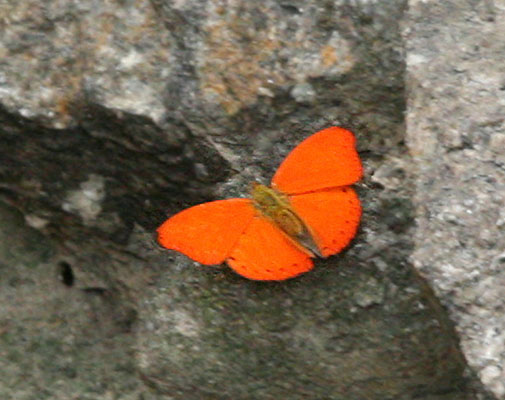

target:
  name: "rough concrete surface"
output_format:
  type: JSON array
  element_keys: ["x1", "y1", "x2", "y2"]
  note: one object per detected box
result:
[{"x1": 0, "y1": 0, "x2": 502, "y2": 399}]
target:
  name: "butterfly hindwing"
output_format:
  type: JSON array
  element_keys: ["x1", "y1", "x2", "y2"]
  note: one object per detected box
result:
[
  {"x1": 289, "y1": 187, "x2": 361, "y2": 258},
  {"x1": 227, "y1": 216, "x2": 313, "y2": 280},
  {"x1": 271, "y1": 127, "x2": 363, "y2": 195},
  {"x1": 157, "y1": 199, "x2": 255, "y2": 265}
]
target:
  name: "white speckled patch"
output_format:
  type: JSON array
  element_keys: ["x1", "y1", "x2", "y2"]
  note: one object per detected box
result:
[{"x1": 62, "y1": 174, "x2": 105, "y2": 223}]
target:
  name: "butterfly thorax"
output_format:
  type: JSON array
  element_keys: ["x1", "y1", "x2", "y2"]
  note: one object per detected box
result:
[{"x1": 250, "y1": 182, "x2": 321, "y2": 256}]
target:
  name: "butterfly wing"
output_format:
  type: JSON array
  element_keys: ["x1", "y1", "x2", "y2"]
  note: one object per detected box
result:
[
  {"x1": 227, "y1": 216, "x2": 313, "y2": 280},
  {"x1": 157, "y1": 199, "x2": 255, "y2": 265},
  {"x1": 289, "y1": 187, "x2": 361, "y2": 258},
  {"x1": 271, "y1": 127, "x2": 363, "y2": 194}
]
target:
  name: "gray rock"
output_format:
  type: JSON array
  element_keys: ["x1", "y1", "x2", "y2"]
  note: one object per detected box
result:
[
  {"x1": 0, "y1": 0, "x2": 499, "y2": 399},
  {"x1": 0, "y1": 0, "x2": 171, "y2": 128},
  {"x1": 405, "y1": 1, "x2": 505, "y2": 398},
  {"x1": 0, "y1": 202, "x2": 52, "y2": 268}
]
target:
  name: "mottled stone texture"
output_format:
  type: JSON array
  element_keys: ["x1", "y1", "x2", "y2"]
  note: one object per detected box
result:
[
  {"x1": 405, "y1": 1, "x2": 505, "y2": 398},
  {"x1": 0, "y1": 0, "x2": 500, "y2": 399}
]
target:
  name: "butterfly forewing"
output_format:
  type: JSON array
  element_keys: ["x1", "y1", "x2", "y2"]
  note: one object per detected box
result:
[
  {"x1": 157, "y1": 199, "x2": 255, "y2": 265},
  {"x1": 271, "y1": 127, "x2": 363, "y2": 195}
]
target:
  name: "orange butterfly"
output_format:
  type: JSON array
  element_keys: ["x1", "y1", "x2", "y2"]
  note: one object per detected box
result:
[{"x1": 157, "y1": 126, "x2": 363, "y2": 281}]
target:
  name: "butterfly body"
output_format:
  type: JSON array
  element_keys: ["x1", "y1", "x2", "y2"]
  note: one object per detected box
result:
[
  {"x1": 157, "y1": 127, "x2": 363, "y2": 281},
  {"x1": 250, "y1": 182, "x2": 321, "y2": 257}
]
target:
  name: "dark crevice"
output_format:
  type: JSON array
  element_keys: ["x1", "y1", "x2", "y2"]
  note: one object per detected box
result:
[{"x1": 58, "y1": 261, "x2": 74, "y2": 287}]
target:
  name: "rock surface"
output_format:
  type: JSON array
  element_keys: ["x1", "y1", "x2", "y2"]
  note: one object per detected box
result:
[
  {"x1": 406, "y1": 1, "x2": 505, "y2": 398},
  {"x1": 0, "y1": 0, "x2": 501, "y2": 399}
]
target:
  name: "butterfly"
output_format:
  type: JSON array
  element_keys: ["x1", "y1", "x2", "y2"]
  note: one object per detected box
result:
[{"x1": 157, "y1": 126, "x2": 363, "y2": 281}]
